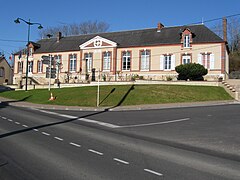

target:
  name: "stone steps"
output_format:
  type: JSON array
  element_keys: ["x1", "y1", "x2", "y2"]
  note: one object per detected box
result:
[{"x1": 222, "y1": 80, "x2": 240, "y2": 100}]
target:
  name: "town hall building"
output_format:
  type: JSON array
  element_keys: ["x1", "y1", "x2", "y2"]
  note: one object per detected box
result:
[{"x1": 13, "y1": 23, "x2": 229, "y2": 85}]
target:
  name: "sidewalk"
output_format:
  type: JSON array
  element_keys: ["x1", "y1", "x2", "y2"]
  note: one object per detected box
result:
[{"x1": 0, "y1": 96, "x2": 238, "y2": 111}]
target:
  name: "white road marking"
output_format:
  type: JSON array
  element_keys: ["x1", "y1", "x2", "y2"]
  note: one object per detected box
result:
[
  {"x1": 15, "y1": 122, "x2": 20, "y2": 125},
  {"x1": 144, "y1": 169, "x2": 163, "y2": 176},
  {"x1": 54, "y1": 137, "x2": 63, "y2": 141},
  {"x1": 58, "y1": 114, "x2": 77, "y2": 119},
  {"x1": 22, "y1": 125, "x2": 28, "y2": 128},
  {"x1": 33, "y1": 129, "x2": 39, "y2": 132},
  {"x1": 113, "y1": 158, "x2": 129, "y2": 165},
  {"x1": 88, "y1": 149, "x2": 103, "y2": 156},
  {"x1": 42, "y1": 132, "x2": 50, "y2": 136},
  {"x1": 78, "y1": 118, "x2": 120, "y2": 128},
  {"x1": 117, "y1": 118, "x2": 190, "y2": 128},
  {"x1": 69, "y1": 142, "x2": 81, "y2": 147},
  {"x1": 8, "y1": 119, "x2": 13, "y2": 122},
  {"x1": 2, "y1": 117, "x2": 7, "y2": 120}
]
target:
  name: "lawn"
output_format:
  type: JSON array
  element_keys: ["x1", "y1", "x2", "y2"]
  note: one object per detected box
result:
[{"x1": 0, "y1": 85, "x2": 233, "y2": 107}]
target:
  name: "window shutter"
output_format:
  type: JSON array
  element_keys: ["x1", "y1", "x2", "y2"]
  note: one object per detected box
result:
[
  {"x1": 198, "y1": 54, "x2": 202, "y2": 65},
  {"x1": 210, "y1": 54, "x2": 215, "y2": 69},
  {"x1": 160, "y1": 55, "x2": 164, "y2": 70},
  {"x1": 171, "y1": 55, "x2": 176, "y2": 70}
]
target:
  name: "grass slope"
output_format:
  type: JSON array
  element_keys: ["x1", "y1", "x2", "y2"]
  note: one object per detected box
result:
[{"x1": 0, "y1": 85, "x2": 233, "y2": 107}]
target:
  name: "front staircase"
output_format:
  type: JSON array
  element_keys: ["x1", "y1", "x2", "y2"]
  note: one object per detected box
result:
[{"x1": 221, "y1": 79, "x2": 240, "y2": 101}]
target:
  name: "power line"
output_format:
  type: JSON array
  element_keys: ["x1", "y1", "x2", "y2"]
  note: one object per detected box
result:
[
  {"x1": 0, "y1": 38, "x2": 26, "y2": 43},
  {"x1": 189, "y1": 13, "x2": 240, "y2": 25}
]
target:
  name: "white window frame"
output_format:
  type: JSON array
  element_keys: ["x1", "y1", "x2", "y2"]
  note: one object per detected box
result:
[
  {"x1": 37, "y1": 61, "x2": 43, "y2": 73},
  {"x1": 29, "y1": 47, "x2": 33, "y2": 56},
  {"x1": 141, "y1": 50, "x2": 150, "y2": 71},
  {"x1": 18, "y1": 61, "x2": 23, "y2": 73},
  {"x1": 103, "y1": 52, "x2": 111, "y2": 71},
  {"x1": 28, "y1": 61, "x2": 33, "y2": 73},
  {"x1": 69, "y1": 54, "x2": 77, "y2": 72},
  {"x1": 164, "y1": 55, "x2": 171, "y2": 70},
  {"x1": 122, "y1": 51, "x2": 131, "y2": 71},
  {"x1": 184, "y1": 35, "x2": 190, "y2": 48},
  {"x1": 182, "y1": 55, "x2": 191, "y2": 64},
  {"x1": 85, "y1": 53, "x2": 92, "y2": 73}
]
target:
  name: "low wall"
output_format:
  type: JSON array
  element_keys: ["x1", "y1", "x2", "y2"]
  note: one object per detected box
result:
[{"x1": 8, "y1": 80, "x2": 220, "y2": 91}]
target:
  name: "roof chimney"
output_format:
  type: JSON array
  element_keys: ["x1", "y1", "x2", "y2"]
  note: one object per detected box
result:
[
  {"x1": 157, "y1": 22, "x2": 164, "y2": 32},
  {"x1": 222, "y1": 17, "x2": 227, "y2": 42},
  {"x1": 57, "y1": 32, "x2": 62, "y2": 42}
]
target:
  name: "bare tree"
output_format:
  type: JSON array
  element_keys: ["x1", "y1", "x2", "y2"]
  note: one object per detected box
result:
[
  {"x1": 211, "y1": 17, "x2": 240, "y2": 52},
  {"x1": 39, "y1": 20, "x2": 110, "y2": 38}
]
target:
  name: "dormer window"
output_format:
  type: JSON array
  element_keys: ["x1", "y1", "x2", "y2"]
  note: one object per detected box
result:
[
  {"x1": 181, "y1": 28, "x2": 194, "y2": 48},
  {"x1": 184, "y1": 35, "x2": 190, "y2": 48},
  {"x1": 29, "y1": 47, "x2": 33, "y2": 56}
]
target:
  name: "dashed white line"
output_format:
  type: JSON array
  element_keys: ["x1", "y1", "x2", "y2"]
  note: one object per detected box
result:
[
  {"x1": 54, "y1": 137, "x2": 63, "y2": 141},
  {"x1": 113, "y1": 158, "x2": 129, "y2": 165},
  {"x1": 8, "y1": 119, "x2": 13, "y2": 122},
  {"x1": 88, "y1": 149, "x2": 103, "y2": 156},
  {"x1": 144, "y1": 169, "x2": 163, "y2": 176},
  {"x1": 2, "y1": 117, "x2": 7, "y2": 120},
  {"x1": 15, "y1": 122, "x2": 20, "y2": 125},
  {"x1": 33, "y1": 129, "x2": 39, "y2": 132},
  {"x1": 42, "y1": 132, "x2": 50, "y2": 136},
  {"x1": 22, "y1": 125, "x2": 28, "y2": 128},
  {"x1": 69, "y1": 142, "x2": 81, "y2": 147}
]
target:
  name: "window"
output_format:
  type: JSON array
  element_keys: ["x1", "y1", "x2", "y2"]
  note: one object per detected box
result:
[
  {"x1": 28, "y1": 61, "x2": 33, "y2": 73},
  {"x1": 54, "y1": 55, "x2": 61, "y2": 72},
  {"x1": 164, "y1": 55, "x2": 171, "y2": 70},
  {"x1": 182, "y1": 55, "x2": 191, "y2": 64},
  {"x1": 54, "y1": 55, "x2": 61, "y2": 64},
  {"x1": 29, "y1": 48, "x2": 33, "y2": 56},
  {"x1": 85, "y1": 53, "x2": 92, "y2": 72},
  {"x1": 37, "y1": 61, "x2": 43, "y2": 73},
  {"x1": 122, "y1": 51, "x2": 131, "y2": 70},
  {"x1": 141, "y1": 50, "x2": 150, "y2": 70},
  {"x1": 69, "y1": 54, "x2": 77, "y2": 72},
  {"x1": 18, "y1": 61, "x2": 23, "y2": 73},
  {"x1": 198, "y1": 53, "x2": 215, "y2": 69},
  {"x1": 183, "y1": 35, "x2": 190, "y2": 48},
  {"x1": 0, "y1": 67, "x2": 4, "y2": 77},
  {"x1": 103, "y1": 52, "x2": 111, "y2": 71}
]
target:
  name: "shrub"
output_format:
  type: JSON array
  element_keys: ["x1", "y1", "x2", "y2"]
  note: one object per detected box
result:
[{"x1": 175, "y1": 63, "x2": 208, "y2": 81}]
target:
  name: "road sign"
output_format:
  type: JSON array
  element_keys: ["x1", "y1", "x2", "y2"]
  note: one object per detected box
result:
[
  {"x1": 46, "y1": 67, "x2": 56, "y2": 79},
  {"x1": 42, "y1": 55, "x2": 54, "y2": 64}
]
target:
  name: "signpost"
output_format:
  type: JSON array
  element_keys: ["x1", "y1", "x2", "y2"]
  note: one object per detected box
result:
[{"x1": 41, "y1": 55, "x2": 55, "y2": 91}]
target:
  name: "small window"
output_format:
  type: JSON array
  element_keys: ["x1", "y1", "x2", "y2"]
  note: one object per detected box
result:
[
  {"x1": 85, "y1": 53, "x2": 93, "y2": 72},
  {"x1": 103, "y1": 52, "x2": 111, "y2": 71},
  {"x1": 37, "y1": 61, "x2": 43, "y2": 73},
  {"x1": 122, "y1": 51, "x2": 131, "y2": 70},
  {"x1": 29, "y1": 48, "x2": 33, "y2": 56},
  {"x1": 0, "y1": 67, "x2": 4, "y2": 77},
  {"x1": 164, "y1": 55, "x2": 171, "y2": 70},
  {"x1": 18, "y1": 62, "x2": 23, "y2": 73},
  {"x1": 183, "y1": 35, "x2": 190, "y2": 48},
  {"x1": 140, "y1": 50, "x2": 150, "y2": 70},
  {"x1": 69, "y1": 54, "x2": 77, "y2": 72},
  {"x1": 182, "y1": 55, "x2": 191, "y2": 64}
]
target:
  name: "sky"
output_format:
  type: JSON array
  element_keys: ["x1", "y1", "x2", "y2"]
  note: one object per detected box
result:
[{"x1": 0, "y1": 0, "x2": 240, "y2": 63}]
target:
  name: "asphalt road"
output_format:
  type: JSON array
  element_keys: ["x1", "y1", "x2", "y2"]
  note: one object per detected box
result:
[{"x1": 0, "y1": 103, "x2": 240, "y2": 179}]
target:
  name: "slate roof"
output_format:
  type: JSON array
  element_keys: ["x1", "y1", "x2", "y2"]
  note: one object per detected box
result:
[{"x1": 30, "y1": 24, "x2": 224, "y2": 54}]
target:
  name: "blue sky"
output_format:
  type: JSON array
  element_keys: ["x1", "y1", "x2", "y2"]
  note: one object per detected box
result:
[{"x1": 1, "y1": 0, "x2": 240, "y2": 61}]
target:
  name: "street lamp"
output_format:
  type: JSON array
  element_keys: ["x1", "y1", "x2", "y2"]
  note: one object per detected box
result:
[{"x1": 14, "y1": 18, "x2": 43, "y2": 91}]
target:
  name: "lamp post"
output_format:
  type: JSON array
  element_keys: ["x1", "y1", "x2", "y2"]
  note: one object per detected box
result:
[{"x1": 14, "y1": 18, "x2": 43, "y2": 91}]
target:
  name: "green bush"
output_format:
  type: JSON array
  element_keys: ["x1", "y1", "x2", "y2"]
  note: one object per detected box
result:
[{"x1": 175, "y1": 63, "x2": 208, "y2": 81}]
